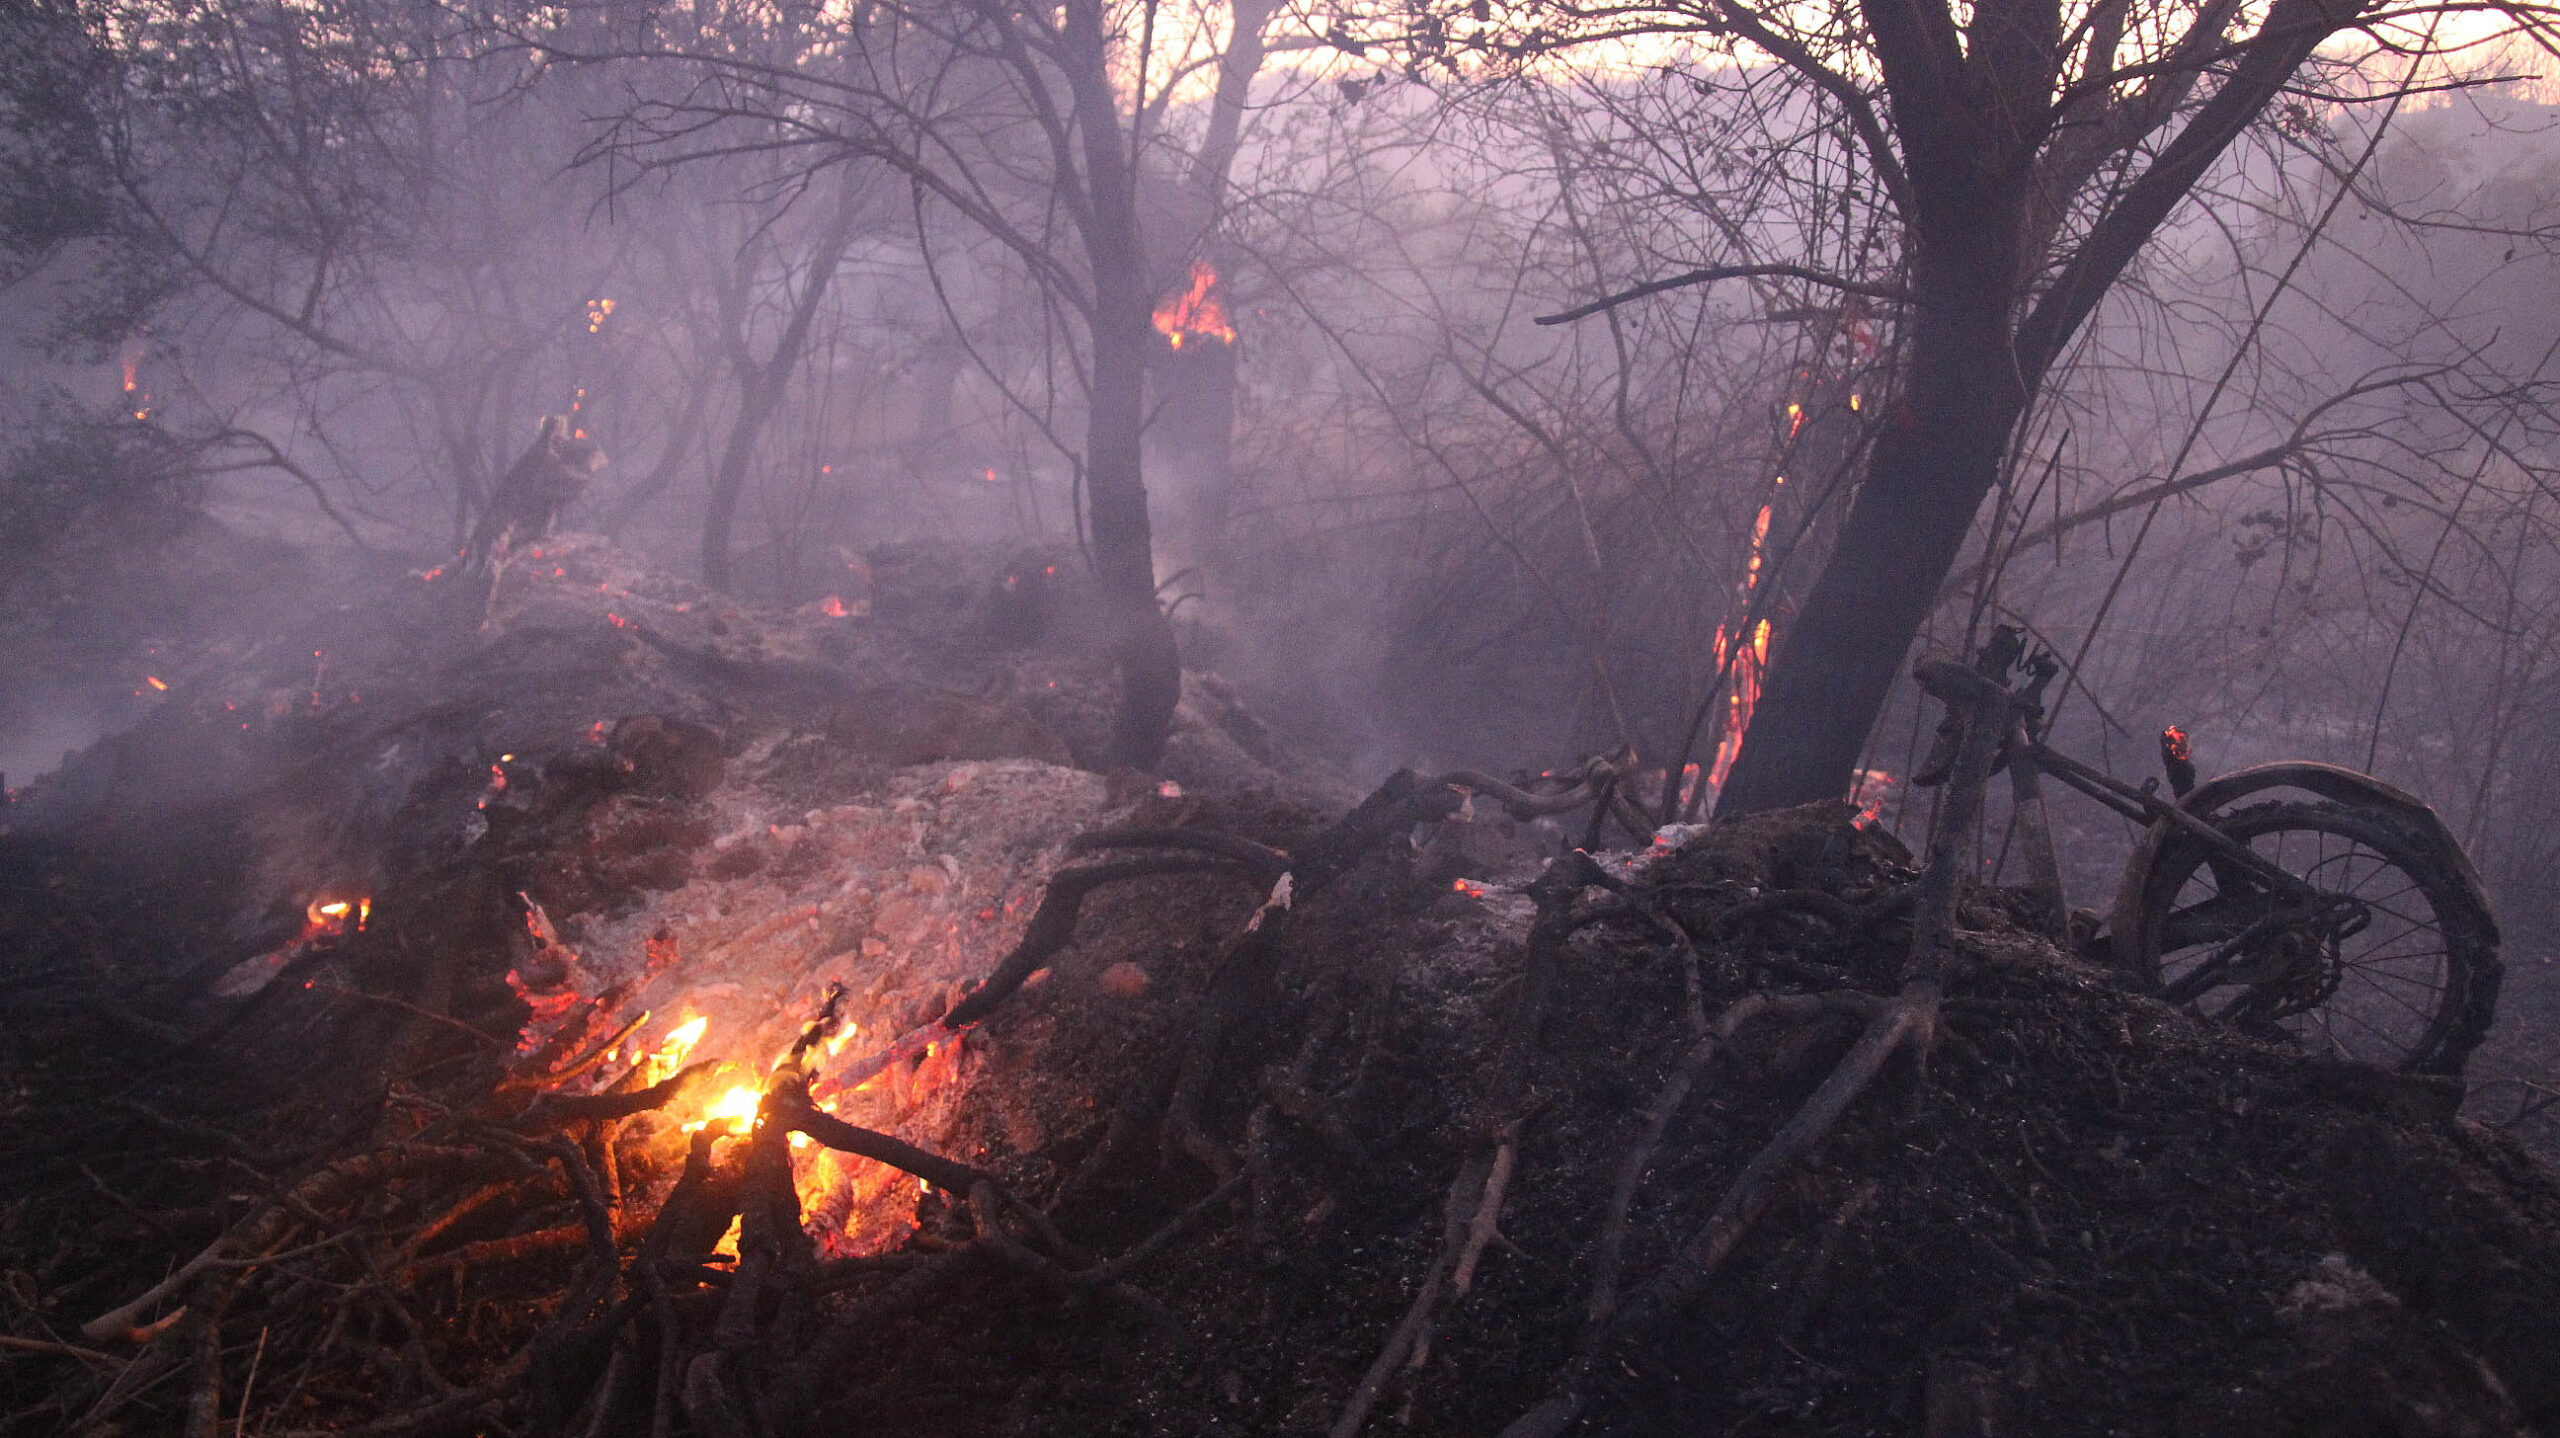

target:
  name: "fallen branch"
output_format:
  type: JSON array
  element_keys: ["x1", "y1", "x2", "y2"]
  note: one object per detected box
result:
[
  {"x1": 1497, "y1": 652, "x2": 2015, "y2": 1438},
  {"x1": 520, "y1": 1060, "x2": 718, "y2": 1124},
  {"x1": 1066, "y1": 828, "x2": 1291, "y2": 881},
  {"x1": 1333, "y1": 845, "x2": 1593, "y2": 1437},
  {"x1": 83, "y1": 1143, "x2": 525, "y2": 1343},
  {"x1": 804, "y1": 854, "x2": 1236, "y2": 1099},
  {"x1": 1451, "y1": 1121, "x2": 1519, "y2": 1296},
  {"x1": 768, "y1": 1090, "x2": 990, "y2": 1197},
  {"x1": 1327, "y1": 1149, "x2": 1495, "y2": 1438}
]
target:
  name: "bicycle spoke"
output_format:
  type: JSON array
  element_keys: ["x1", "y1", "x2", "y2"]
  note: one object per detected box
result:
[
  {"x1": 2344, "y1": 925, "x2": 2443, "y2": 971},
  {"x1": 2344, "y1": 941, "x2": 2457, "y2": 982},
  {"x1": 2139, "y1": 797, "x2": 2491, "y2": 1071},
  {"x1": 2334, "y1": 968, "x2": 2440, "y2": 1027},
  {"x1": 2303, "y1": 996, "x2": 2410, "y2": 1053}
]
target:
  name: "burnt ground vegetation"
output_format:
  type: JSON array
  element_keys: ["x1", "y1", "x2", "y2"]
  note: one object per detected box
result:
[{"x1": 1, "y1": 540, "x2": 2556, "y2": 1438}]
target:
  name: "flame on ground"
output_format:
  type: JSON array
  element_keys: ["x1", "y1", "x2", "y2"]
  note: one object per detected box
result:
[{"x1": 1153, "y1": 260, "x2": 1235, "y2": 350}]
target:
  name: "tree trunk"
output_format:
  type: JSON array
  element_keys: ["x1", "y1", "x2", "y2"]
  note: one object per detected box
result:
[
  {"x1": 1140, "y1": 0, "x2": 1273, "y2": 562},
  {"x1": 1707, "y1": 0, "x2": 2369, "y2": 817},
  {"x1": 700, "y1": 370, "x2": 781, "y2": 592},
  {"x1": 1714, "y1": 256, "x2": 2022, "y2": 817},
  {"x1": 1090, "y1": 312, "x2": 1182, "y2": 769},
  {"x1": 1066, "y1": 0, "x2": 1180, "y2": 769}
]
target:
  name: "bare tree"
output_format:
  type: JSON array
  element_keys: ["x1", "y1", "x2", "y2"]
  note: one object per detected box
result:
[
  {"x1": 1382, "y1": 0, "x2": 2560, "y2": 814},
  {"x1": 564, "y1": 0, "x2": 1309, "y2": 766}
]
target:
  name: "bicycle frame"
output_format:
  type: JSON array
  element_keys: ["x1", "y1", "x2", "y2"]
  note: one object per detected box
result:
[
  {"x1": 1930, "y1": 639, "x2": 2355, "y2": 935},
  {"x1": 1921, "y1": 626, "x2": 2501, "y2": 1071},
  {"x1": 2022, "y1": 742, "x2": 2323, "y2": 903}
]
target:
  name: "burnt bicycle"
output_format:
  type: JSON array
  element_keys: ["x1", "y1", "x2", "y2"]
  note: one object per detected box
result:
[{"x1": 1912, "y1": 627, "x2": 2502, "y2": 1076}]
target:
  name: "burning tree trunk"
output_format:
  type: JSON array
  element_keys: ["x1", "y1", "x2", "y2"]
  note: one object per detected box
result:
[
  {"x1": 1148, "y1": 262, "x2": 1241, "y2": 552},
  {"x1": 1500, "y1": 0, "x2": 2395, "y2": 817},
  {"x1": 1714, "y1": 269, "x2": 2023, "y2": 816},
  {"x1": 1138, "y1": 0, "x2": 1275, "y2": 562}
]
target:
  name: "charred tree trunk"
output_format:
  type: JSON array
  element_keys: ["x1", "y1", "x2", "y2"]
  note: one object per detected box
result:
[
  {"x1": 1711, "y1": 0, "x2": 2366, "y2": 816},
  {"x1": 1148, "y1": 333, "x2": 1238, "y2": 550},
  {"x1": 1713, "y1": 269, "x2": 2021, "y2": 817},
  {"x1": 1139, "y1": 0, "x2": 1273, "y2": 559},
  {"x1": 1065, "y1": 0, "x2": 1180, "y2": 768}
]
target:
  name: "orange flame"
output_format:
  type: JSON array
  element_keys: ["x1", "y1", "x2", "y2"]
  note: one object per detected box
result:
[
  {"x1": 653, "y1": 1015, "x2": 709, "y2": 1082},
  {"x1": 1849, "y1": 768, "x2": 1896, "y2": 826},
  {"x1": 1704, "y1": 504, "x2": 1777, "y2": 794},
  {"x1": 1153, "y1": 261, "x2": 1235, "y2": 350},
  {"x1": 685, "y1": 1084, "x2": 762, "y2": 1134},
  {"x1": 303, "y1": 893, "x2": 370, "y2": 938}
]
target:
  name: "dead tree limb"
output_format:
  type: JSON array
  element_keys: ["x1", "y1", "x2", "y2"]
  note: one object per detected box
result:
[
  {"x1": 1326, "y1": 1148, "x2": 1495, "y2": 1438},
  {"x1": 1332, "y1": 846, "x2": 1597, "y2": 1437},
  {"x1": 1066, "y1": 828, "x2": 1291, "y2": 880},
  {"x1": 768, "y1": 1090, "x2": 991, "y2": 1196},
  {"x1": 520, "y1": 1061, "x2": 719, "y2": 1124},
  {"x1": 1497, "y1": 653, "x2": 2015, "y2": 1438}
]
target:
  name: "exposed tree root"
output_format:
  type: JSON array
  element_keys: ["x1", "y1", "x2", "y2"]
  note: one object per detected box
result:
[{"x1": 1487, "y1": 651, "x2": 2017, "y2": 1438}]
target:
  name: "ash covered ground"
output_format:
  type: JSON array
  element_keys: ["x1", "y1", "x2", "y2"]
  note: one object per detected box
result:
[{"x1": 1, "y1": 539, "x2": 2555, "y2": 1437}]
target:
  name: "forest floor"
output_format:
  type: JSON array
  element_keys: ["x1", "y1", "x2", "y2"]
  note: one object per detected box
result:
[{"x1": 2, "y1": 535, "x2": 2555, "y2": 1437}]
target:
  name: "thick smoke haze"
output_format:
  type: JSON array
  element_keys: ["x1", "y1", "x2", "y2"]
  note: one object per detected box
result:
[{"x1": 3, "y1": 0, "x2": 2558, "y2": 1071}]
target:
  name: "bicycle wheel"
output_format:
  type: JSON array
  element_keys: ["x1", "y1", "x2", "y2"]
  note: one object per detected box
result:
[{"x1": 2122, "y1": 800, "x2": 2499, "y2": 1074}]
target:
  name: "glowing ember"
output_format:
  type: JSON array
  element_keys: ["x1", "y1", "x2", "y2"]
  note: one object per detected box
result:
[
  {"x1": 298, "y1": 894, "x2": 371, "y2": 940},
  {"x1": 1849, "y1": 768, "x2": 1897, "y2": 826},
  {"x1": 2162, "y1": 725, "x2": 2191, "y2": 765},
  {"x1": 1152, "y1": 260, "x2": 1236, "y2": 350},
  {"x1": 122, "y1": 350, "x2": 149, "y2": 420},
  {"x1": 820, "y1": 595, "x2": 848, "y2": 618}
]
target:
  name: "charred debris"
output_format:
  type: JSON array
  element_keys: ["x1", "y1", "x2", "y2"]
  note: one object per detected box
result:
[{"x1": 2, "y1": 542, "x2": 2556, "y2": 1438}]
